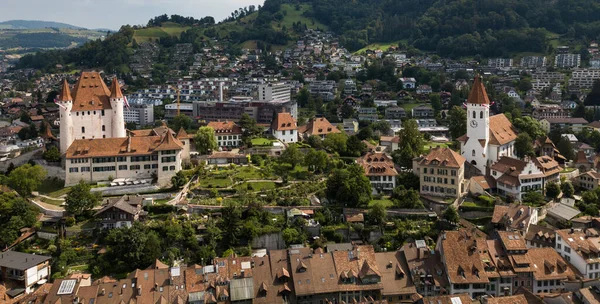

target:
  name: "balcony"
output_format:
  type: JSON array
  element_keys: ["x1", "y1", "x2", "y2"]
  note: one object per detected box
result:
[{"x1": 6, "y1": 273, "x2": 25, "y2": 281}]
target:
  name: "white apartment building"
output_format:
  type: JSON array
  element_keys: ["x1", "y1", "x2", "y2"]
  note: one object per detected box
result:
[
  {"x1": 124, "y1": 103, "x2": 154, "y2": 126},
  {"x1": 271, "y1": 112, "x2": 297, "y2": 143},
  {"x1": 258, "y1": 82, "x2": 291, "y2": 103}
]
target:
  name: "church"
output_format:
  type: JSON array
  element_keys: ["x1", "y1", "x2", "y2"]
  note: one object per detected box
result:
[
  {"x1": 58, "y1": 72, "x2": 189, "y2": 187},
  {"x1": 457, "y1": 76, "x2": 518, "y2": 175}
]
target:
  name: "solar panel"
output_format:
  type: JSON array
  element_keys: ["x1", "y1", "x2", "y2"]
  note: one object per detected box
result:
[{"x1": 57, "y1": 279, "x2": 77, "y2": 295}]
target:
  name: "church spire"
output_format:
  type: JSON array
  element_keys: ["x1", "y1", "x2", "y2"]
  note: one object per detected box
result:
[
  {"x1": 109, "y1": 77, "x2": 124, "y2": 99},
  {"x1": 58, "y1": 79, "x2": 72, "y2": 101},
  {"x1": 467, "y1": 75, "x2": 490, "y2": 105}
]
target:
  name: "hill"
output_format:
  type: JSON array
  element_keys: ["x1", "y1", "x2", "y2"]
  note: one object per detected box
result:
[
  {"x1": 0, "y1": 20, "x2": 85, "y2": 30},
  {"x1": 15, "y1": 0, "x2": 600, "y2": 71}
]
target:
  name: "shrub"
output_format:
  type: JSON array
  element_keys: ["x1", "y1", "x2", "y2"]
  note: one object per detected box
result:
[
  {"x1": 478, "y1": 195, "x2": 495, "y2": 206},
  {"x1": 65, "y1": 217, "x2": 76, "y2": 227}
]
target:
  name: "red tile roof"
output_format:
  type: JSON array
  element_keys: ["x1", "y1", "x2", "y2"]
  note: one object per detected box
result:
[
  {"x1": 417, "y1": 147, "x2": 465, "y2": 168},
  {"x1": 58, "y1": 79, "x2": 72, "y2": 102},
  {"x1": 70, "y1": 71, "x2": 113, "y2": 111},
  {"x1": 467, "y1": 75, "x2": 490, "y2": 105},
  {"x1": 109, "y1": 77, "x2": 124, "y2": 99},
  {"x1": 271, "y1": 112, "x2": 297, "y2": 131}
]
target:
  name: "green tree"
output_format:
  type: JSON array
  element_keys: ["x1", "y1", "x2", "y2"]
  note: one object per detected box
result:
[
  {"x1": 391, "y1": 185, "x2": 424, "y2": 209},
  {"x1": 394, "y1": 119, "x2": 424, "y2": 168},
  {"x1": 170, "y1": 114, "x2": 193, "y2": 131},
  {"x1": 306, "y1": 135, "x2": 323, "y2": 149},
  {"x1": 304, "y1": 149, "x2": 329, "y2": 173},
  {"x1": 239, "y1": 113, "x2": 263, "y2": 143},
  {"x1": 515, "y1": 133, "x2": 535, "y2": 158},
  {"x1": 447, "y1": 106, "x2": 466, "y2": 140},
  {"x1": 345, "y1": 135, "x2": 367, "y2": 157},
  {"x1": 194, "y1": 126, "x2": 218, "y2": 154},
  {"x1": 443, "y1": 206, "x2": 460, "y2": 223},
  {"x1": 42, "y1": 146, "x2": 61, "y2": 162},
  {"x1": 582, "y1": 191, "x2": 599, "y2": 205},
  {"x1": 282, "y1": 227, "x2": 304, "y2": 245},
  {"x1": 0, "y1": 192, "x2": 38, "y2": 248},
  {"x1": 323, "y1": 132, "x2": 348, "y2": 155},
  {"x1": 396, "y1": 172, "x2": 420, "y2": 190},
  {"x1": 557, "y1": 138, "x2": 574, "y2": 161},
  {"x1": 7, "y1": 164, "x2": 46, "y2": 196},
  {"x1": 430, "y1": 94, "x2": 442, "y2": 115},
  {"x1": 513, "y1": 116, "x2": 545, "y2": 139},
  {"x1": 523, "y1": 191, "x2": 545, "y2": 206},
  {"x1": 561, "y1": 182, "x2": 575, "y2": 198},
  {"x1": 326, "y1": 164, "x2": 372, "y2": 207},
  {"x1": 104, "y1": 222, "x2": 162, "y2": 271},
  {"x1": 171, "y1": 171, "x2": 188, "y2": 189},
  {"x1": 64, "y1": 180, "x2": 101, "y2": 217},
  {"x1": 279, "y1": 144, "x2": 304, "y2": 168},
  {"x1": 545, "y1": 182, "x2": 561, "y2": 200},
  {"x1": 219, "y1": 203, "x2": 242, "y2": 249},
  {"x1": 368, "y1": 201, "x2": 387, "y2": 226}
]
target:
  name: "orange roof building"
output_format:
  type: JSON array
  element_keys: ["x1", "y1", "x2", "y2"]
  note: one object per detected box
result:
[
  {"x1": 271, "y1": 112, "x2": 298, "y2": 143},
  {"x1": 207, "y1": 121, "x2": 243, "y2": 148},
  {"x1": 357, "y1": 152, "x2": 398, "y2": 194},
  {"x1": 458, "y1": 76, "x2": 518, "y2": 175},
  {"x1": 413, "y1": 147, "x2": 466, "y2": 200},
  {"x1": 298, "y1": 117, "x2": 340, "y2": 139}
]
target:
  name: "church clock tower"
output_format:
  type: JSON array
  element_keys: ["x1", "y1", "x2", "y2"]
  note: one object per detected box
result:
[{"x1": 462, "y1": 75, "x2": 491, "y2": 174}]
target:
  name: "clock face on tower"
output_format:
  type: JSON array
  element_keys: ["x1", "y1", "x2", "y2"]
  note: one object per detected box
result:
[{"x1": 470, "y1": 120, "x2": 478, "y2": 128}]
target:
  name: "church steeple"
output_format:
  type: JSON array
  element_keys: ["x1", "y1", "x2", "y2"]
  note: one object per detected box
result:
[
  {"x1": 467, "y1": 75, "x2": 490, "y2": 105},
  {"x1": 109, "y1": 77, "x2": 124, "y2": 99},
  {"x1": 58, "y1": 79, "x2": 72, "y2": 101}
]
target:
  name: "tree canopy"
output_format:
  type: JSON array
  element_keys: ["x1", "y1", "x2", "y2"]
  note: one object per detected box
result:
[
  {"x1": 7, "y1": 164, "x2": 46, "y2": 196},
  {"x1": 194, "y1": 126, "x2": 218, "y2": 154},
  {"x1": 326, "y1": 164, "x2": 372, "y2": 207},
  {"x1": 65, "y1": 180, "x2": 102, "y2": 218}
]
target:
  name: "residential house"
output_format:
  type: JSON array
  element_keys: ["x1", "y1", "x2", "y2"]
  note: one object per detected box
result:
[
  {"x1": 298, "y1": 117, "x2": 340, "y2": 140},
  {"x1": 575, "y1": 170, "x2": 600, "y2": 191},
  {"x1": 0, "y1": 251, "x2": 51, "y2": 296},
  {"x1": 575, "y1": 150, "x2": 593, "y2": 172},
  {"x1": 491, "y1": 204, "x2": 538, "y2": 233},
  {"x1": 489, "y1": 157, "x2": 545, "y2": 201},
  {"x1": 94, "y1": 195, "x2": 145, "y2": 229},
  {"x1": 401, "y1": 240, "x2": 448, "y2": 297},
  {"x1": 540, "y1": 117, "x2": 589, "y2": 134},
  {"x1": 342, "y1": 119, "x2": 359, "y2": 134},
  {"x1": 412, "y1": 105, "x2": 434, "y2": 118},
  {"x1": 555, "y1": 228, "x2": 600, "y2": 279},
  {"x1": 524, "y1": 225, "x2": 556, "y2": 249},
  {"x1": 271, "y1": 112, "x2": 297, "y2": 143},
  {"x1": 532, "y1": 105, "x2": 570, "y2": 120},
  {"x1": 416, "y1": 85, "x2": 433, "y2": 95},
  {"x1": 208, "y1": 120, "x2": 243, "y2": 148},
  {"x1": 533, "y1": 155, "x2": 562, "y2": 186},
  {"x1": 379, "y1": 136, "x2": 400, "y2": 152},
  {"x1": 357, "y1": 152, "x2": 398, "y2": 194},
  {"x1": 375, "y1": 251, "x2": 417, "y2": 303},
  {"x1": 400, "y1": 78, "x2": 416, "y2": 89},
  {"x1": 385, "y1": 107, "x2": 407, "y2": 119},
  {"x1": 413, "y1": 147, "x2": 466, "y2": 200},
  {"x1": 358, "y1": 107, "x2": 379, "y2": 122}
]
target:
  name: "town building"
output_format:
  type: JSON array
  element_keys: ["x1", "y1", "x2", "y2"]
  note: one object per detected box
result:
[
  {"x1": 123, "y1": 103, "x2": 154, "y2": 126},
  {"x1": 258, "y1": 82, "x2": 291, "y2": 103},
  {"x1": 57, "y1": 72, "x2": 127, "y2": 154},
  {"x1": 385, "y1": 107, "x2": 407, "y2": 119},
  {"x1": 64, "y1": 130, "x2": 183, "y2": 187},
  {"x1": 491, "y1": 204, "x2": 538, "y2": 233},
  {"x1": 524, "y1": 225, "x2": 556, "y2": 249},
  {"x1": 412, "y1": 105, "x2": 434, "y2": 118},
  {"x1": 413, "y1": 147, "x2": 466, "y2": 200},
  {"x1": 488, "y1": 58, "x2": 513, "y2": 68},
  {"x1": 575, "y1": 170, "x2": 600, "y2": 191},
  {"x1": 94, "y1": 195, "x2": 146, "y2": 229},
  {"x1": 357, "y1": 152, "x2": 398, "y2": 194},
  {"x1": 520, "y1": 56, "x2": 547, "y2": 68},
  {"x1": 555, "y1": 54, "x2": 581, "y2": 68},
  {"x1": 298, "y1": 117, "x2": 340, "y2": 140},
  {"x1": 271, "y1": 112, "x2": 297, "y2": 143},
  {"x1": 207, "y1": 121, "x2": 243, "y2": 149},
  {"x1": 342, "y1": 119, "x2": 359, "y2": 134},
  {"x1": 0, "y1": 251, "x2": 50, "y2": 297},
  {"x1": 540, "y1": 117, "x2": 589, "y2": 134},
  {"x1": 489, "y1": 157, "x2": 544, "y2": 201},
  {"x1": 458, "y1": 76, "x2": 518, "y2": 175},
  {"x1": 531, "y1": 105, "x2": 570, "y2": 120},
  {"x1": 555, "y1": 228, "x2": 600, "y2": 279}
]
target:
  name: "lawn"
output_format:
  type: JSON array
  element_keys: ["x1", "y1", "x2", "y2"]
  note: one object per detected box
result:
[
  {"x1": 251, "y1": 138, "x2": 275, "y2": 146},
  {"x1": 234, "y1": 166, "x2": 263, "y2": 180},
  {"x1": 561, "y1": 167, "x2": 576, "y2": 173},
  {"x1": 369, "y1": 199, "x2": 394, "y2": 208},
  {"x1": 354, "y1": 40, "x2": 405, "y2": 54},
  {"x1": 424, "y1": 142, "x2": 449, "y2": 150},
  {"x1": 38, "y1": 178, "x2": 70, "y2": 198},
  {"x1": 400, "y1": 103, "x2": 421, "y2": 111},
  {"x1": 236, "y1": 181, "x2": 277, "y2": 192},
  {"x1": 199, "y1": 177, "x2": 233, "y2": 188},
  {"x1": 133, "y1": 23, "x2": 190, "y2": 43},
  {"x1": 274, "y1": 4, "x2": 329, "y2": 32},
  {"x1": 40, "y1": 197, "x2": 65, "y2": 206}
]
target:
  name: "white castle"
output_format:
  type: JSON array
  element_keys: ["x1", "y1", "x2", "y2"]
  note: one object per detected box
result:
[{"x1": 57, "y1": 71, "x2": 126, "y2": 154}]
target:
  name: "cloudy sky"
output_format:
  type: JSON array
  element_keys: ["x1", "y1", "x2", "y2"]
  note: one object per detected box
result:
[{"x1": 0, "y1": 0, "x2": 264, "y2": 29}]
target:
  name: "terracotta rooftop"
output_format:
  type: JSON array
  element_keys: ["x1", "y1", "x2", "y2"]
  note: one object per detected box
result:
[
  {"x1": 527, "y1": 247, "x2": 578, "y2": 281},
  {"x1": 65, "y1": 134, "x2": 183, "y2": 158},
  {"x1": 441, "y1": 230, "x2": 490, "y2": 284},
  {"x1": 484, "y1": 294, "x2": 528, "y2": 304},
  {"x1": 271, "y1": 112, "x2": 297, "y2": 131},
  {"x1": 457, "y1": 114, "x2": 517, "y2": 146},
  {"x1": 298, "y1": 117, "x2": 340, "y2": 136},
  {"x1": 357, "y1": 152, "x2": 398, "y2": 177},
  {"x1": 207, "y1": 121, "x2": 243, "y2": 134},
  {"x1": 416, "y1": 147, "x2": 465, "y2": 168},
  {"x1": 491, "y1": 204, "x2": 535, "y2": 231},
  {"x1": 109, "y1": 77, "x2": 124, "y2": 99},
  {"x1": 467, "y1": 75, "x2": 490, "y2": 105},
  {"x1": 497, "y1": 231, "x2": 528, "y2": 251},
  {"x1": 58, "y1": 79, "x2": 72, "y2": 102},
  {"x1": 70, "y1": 71, "x2": 113, "y2": 111}
]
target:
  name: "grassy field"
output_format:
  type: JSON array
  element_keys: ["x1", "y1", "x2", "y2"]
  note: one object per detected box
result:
[
  {"x1": 199, "y1": 177, "x2": 233, "y2": 188},
  {"x1": 235, "y1": 166, "x2": 263, "y2": 180},
  {"x1": 424, "y1": 142, "x2": 449, "y2": 150},
  {"x1": 400, "y1": 103, "x2": 421, "y2": 112},
  {"x1": 40, "y1": 197, "x2": 64, "y2": 206},
  {"x1": 273, "y1": 4, "x2": 329, "y2": 32},
  {"x1": 369, "y1": 199, "x2": 394, "y2": 208},
  {"x1": 251, "y1": 138, "x2": 275, "y2": 146},
  {"x1": 354, "y1": 41, "x2": 404, "y2": 54},
  {"x1": 133, "y1": 23, "x2": 190, "y2": 43},
  {"x1": 38, "y1": 178, "x2": 70, "y2": 198},
  {"x1": 236, "y1": 181, "x2": 277, "y2": 191}
]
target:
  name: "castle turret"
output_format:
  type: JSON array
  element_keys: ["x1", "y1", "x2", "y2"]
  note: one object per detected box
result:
[
  {"x1": 58, "y1": 79, "x2": 73, "y2": 153},
  {"x1": 109, "y1": 78, "x2": 126, "y2": 138}
]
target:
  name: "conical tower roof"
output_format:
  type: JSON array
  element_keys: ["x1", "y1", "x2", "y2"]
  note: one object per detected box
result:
[
  {"x1": 109, "y1": 77, "x2": 124, "y2": 99},
  {"x1": 58, "y1": 79, "x2": 72, "y2": 101},
  {"x1": 467, "y1": 75, "x2": 490, "y2": 105}
]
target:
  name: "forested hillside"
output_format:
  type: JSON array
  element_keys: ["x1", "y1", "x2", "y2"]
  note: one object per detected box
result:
[{"x1": 15, "y1": 0, "x2": 600, "y2": 71}]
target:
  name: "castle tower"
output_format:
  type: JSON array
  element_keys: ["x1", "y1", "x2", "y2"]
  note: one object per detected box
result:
[
  {"x1": 463, "y1": 75, "x2": 491, "y2": 173},
  {"x1": 58, "y1": 79, "x2": 73, "y2": 154},
  {"x1": 109, "y1": 78, "x2": 127, "y2": 138}
]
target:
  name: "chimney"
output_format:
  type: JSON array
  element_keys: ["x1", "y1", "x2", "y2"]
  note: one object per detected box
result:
[
  {"x1": 417, "y1": 247, "x2": 421, "y2": 260},
  {"x1": 137, "y1": 286, "x2": 142, "y2": 297},
  {"x1": 154, "y1": 283, "x2": 158, "y2": 290},
  {"x1": 101, "y1": 288, "x2": 105, "y2": 296},
  {"x1": 219, "y1": 82, "x2": 223, "y2": 102}
]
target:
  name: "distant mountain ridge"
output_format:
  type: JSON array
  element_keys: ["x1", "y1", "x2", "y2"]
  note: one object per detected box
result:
[{"x1": 0, "y1": 20, "x2": 85, "y2": 30}]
